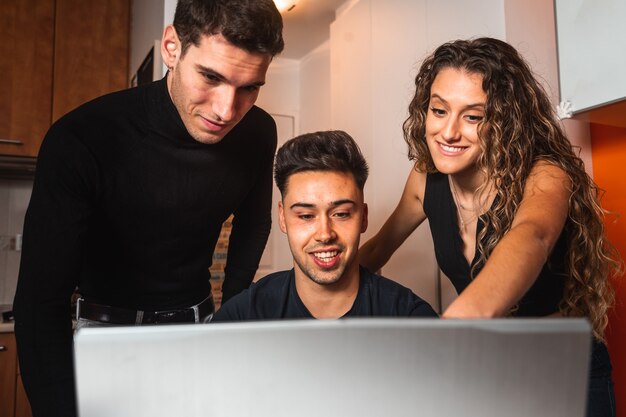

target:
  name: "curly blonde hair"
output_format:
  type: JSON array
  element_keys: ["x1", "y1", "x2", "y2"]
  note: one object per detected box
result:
[{"x1": 403, "y1": 37, "x2": 621, "y2": 340}]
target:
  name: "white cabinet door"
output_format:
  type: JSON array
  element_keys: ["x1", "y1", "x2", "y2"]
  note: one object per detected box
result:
[{"x1": 555, "y1": 0, "x2": 626, "y2": 113}]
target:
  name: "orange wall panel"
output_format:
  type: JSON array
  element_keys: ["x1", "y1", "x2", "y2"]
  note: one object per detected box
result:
[{"x1": 590, "y1": 123, "x2": 626, "y2": 416}]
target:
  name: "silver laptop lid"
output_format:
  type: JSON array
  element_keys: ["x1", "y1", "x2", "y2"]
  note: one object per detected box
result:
[{"x1": 74, "y1": 318, "x2": 591, "y2": 417}]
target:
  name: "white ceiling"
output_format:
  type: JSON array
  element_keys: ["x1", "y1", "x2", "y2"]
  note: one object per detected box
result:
[{"x1": 279, "y1": 0, "x2": 348, "y2": 59}]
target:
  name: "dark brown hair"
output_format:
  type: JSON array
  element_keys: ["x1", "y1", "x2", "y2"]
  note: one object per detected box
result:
[
  {"x1": 274, "y1": 130, "x2": 369, "y2": 197},
  {"x1": 173, "y1": 0, "x2": 284, "y2": 57}
]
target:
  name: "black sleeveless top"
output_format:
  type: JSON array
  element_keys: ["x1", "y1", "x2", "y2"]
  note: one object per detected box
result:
[{"x1": 423, "y1": 172, "x2": 565, "y2": 316}]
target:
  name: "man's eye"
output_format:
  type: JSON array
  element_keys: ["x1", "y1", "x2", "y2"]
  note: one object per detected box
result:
[
  {"x1": 204, "y1": 74, "x2": 220, "y2": 83},
  {"x1": 298, "y1": 214, "x2": 314, "y2": 220},
  {"x1": 334, "y1": 212, "x2": 350, "y2": 219},
  {"x1": 244, "y1": 85, "x2": 260, "y2": 93}
]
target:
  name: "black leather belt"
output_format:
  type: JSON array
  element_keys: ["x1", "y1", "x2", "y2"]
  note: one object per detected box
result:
[{"x1": 76, "y1": 296, "x2": 215, "y2": 325}]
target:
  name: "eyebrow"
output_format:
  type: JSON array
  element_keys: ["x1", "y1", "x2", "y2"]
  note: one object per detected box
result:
[
  {"x1": 196, "y1": 65, "x2": 266, "y2": 88},
  {"x1": 289, "y1": 199, "x2": 356, "y2": 210},
  {"x1": 430, "y1": 93, "x2": 485, "y2": 110}
]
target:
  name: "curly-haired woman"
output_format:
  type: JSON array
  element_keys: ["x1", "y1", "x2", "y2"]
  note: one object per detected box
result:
[{"x1": 360, "y1": 37, "x2": 621, "y2": 417}]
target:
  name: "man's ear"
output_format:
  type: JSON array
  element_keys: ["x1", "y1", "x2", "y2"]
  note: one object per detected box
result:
[
  {"x1": 278, "y1": 200, "x2": 287, "y2": 234},
  {"x1": 361, "y1": 203, "x2": 368, "y2": 233},
  {"x1": 161, "y1": 25, "x2": 180, "y2": 71}
]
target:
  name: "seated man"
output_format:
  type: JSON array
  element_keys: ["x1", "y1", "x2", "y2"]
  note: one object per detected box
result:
[{"x1": 212, "y1": 130, "x2": 437, "y2": 320}]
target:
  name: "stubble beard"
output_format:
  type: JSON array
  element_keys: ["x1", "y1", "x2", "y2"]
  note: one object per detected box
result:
[
  {"x1": 168, "y1": 68, "x2": 226, "y2": 145},
  {"x1": 294, "y1": 255, "x2": 345, "y2": 286}
]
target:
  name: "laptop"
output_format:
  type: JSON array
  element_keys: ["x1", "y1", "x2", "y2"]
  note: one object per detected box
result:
[{"x1": 73, "y1": 318, "x2": 591, "y2": 417}]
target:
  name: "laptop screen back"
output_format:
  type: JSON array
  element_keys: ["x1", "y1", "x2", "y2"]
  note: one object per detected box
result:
[{"x1": 74, "y1": 318, "x2": 590, "y2": 417}]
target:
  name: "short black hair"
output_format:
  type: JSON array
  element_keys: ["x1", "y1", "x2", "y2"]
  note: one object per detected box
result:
[
  {"x1": 274, "y1": 130, "x2": 369, "y2": 196},
  {"x1": 173, "y1": 0, "x2": 284, "y2": 57}
]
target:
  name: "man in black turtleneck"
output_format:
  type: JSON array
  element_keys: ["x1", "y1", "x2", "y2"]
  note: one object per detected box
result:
[{"x1": 13, "y1": 1, "x2": 284, "y2": 416}]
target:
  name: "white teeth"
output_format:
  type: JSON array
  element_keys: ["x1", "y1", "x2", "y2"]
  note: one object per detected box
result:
[
  {"x1": 314, "y1": 251, "x2": 338, "y2": 261},
  {"x1": 440, "y1": 144, "x2": 465, "y2": 153}
]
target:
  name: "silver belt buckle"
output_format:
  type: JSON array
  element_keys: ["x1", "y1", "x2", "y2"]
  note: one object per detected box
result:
[
  {"x1": 192, "y1": 304, "x2": 200, "y2": 323},
  {"x1": 135, "y1": 310, "x2": 144, "y2": 325},
  {"x1": 76, "y1": 298, "x2": 83, "y2": 319}
]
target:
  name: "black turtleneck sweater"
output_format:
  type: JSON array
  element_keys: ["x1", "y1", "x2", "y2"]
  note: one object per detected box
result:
[{"x1": 13, "y1": 77, "x2": 277, "y2": 417}]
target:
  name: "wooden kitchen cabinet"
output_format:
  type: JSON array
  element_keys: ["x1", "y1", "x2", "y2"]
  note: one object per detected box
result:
[
  {"x1": 0, "y1": 333, "x2": 17, "y2": 417},
  {"x1": 0, "y1": 0, "x2": 129, "y2": 158},
  {"x1": 53, "y1": 0, "x2": 130, "y2": 122},
  {"x1": 0, "y1": 332, "x2": 31, "y2": 417},
  {"x1": 15, "y1": 364, "x2": 32, "y2": 417},
  {"x1": 0, "y1": 0, "x2": 55, "y2": 158}
]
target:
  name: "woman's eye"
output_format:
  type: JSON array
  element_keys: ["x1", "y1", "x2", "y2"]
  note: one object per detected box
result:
[
  {"x1": 465, "y1": 114, "x2": 484, "y2": 123},
  {"x1": 430, "y1": 107, "x2": 446, "y2": 116}
]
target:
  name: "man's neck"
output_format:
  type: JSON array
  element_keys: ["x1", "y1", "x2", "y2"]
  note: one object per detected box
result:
[{"x1": 295, "y1": 267, "x2": 360, "y2": 319}]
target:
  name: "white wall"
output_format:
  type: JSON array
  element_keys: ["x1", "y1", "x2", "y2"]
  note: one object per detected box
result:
[
  {"x1": 504, "y1": 0, "x2": 560, "y2": 105},
  {"x1": 256, "y1": 58, "x2": 301, "y2": 120},
  {"x1": 0, "y1": 180, "x2": 32, "y2": 305},
  {"x1": 254, "y1": 58, "x2": 301, "y2": 276},
  {"x1": 504, "y1": 0, "x2": 593, "y2": 175},
  {"x1": 129, "y1": 0, "x2": 177, "y2": 81},
  {"x1": 328, "y1": 0, "x2": 505, "y2": 309},
  {"x1": 299, "y1": 41, "x2": 332, "y2": 134}
]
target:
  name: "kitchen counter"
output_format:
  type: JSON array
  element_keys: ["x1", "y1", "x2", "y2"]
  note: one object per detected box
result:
[
  {"x1": 0, "y1": 322, "x2": 14, "y2": 333},
  {"x1": 1, "y1": 304, "x2": 14, "y2": 332}
]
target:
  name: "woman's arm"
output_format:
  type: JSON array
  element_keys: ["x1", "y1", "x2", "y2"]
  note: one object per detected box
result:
[
  {"x1": 443, "y1": 162, "x2": 571, "y2": 318},
  {"x1": 360, "y1": 167, "x2": 428, "y2": 272}
]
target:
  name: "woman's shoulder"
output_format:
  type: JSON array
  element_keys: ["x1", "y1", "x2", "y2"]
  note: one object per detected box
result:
[
  {"x1": 403, "y1": 164, "x2": 431, "y2": 201},
  {"x1": 526, "y1": 160, "x2": 571, "y2": 191},
  {"x1": 531, "y1": 160, "x2": 568, "y2": 174}
]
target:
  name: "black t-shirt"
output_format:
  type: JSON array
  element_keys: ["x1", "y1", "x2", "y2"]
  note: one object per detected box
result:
[
  {"x1": 212, "y1": 266, "x2": 438, "y2": 321},
  {"x1": 423, "y1": 172, "x2": 565, "y2": 316}
]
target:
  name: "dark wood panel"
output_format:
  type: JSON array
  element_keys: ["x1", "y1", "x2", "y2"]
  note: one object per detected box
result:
[
  {"x1": 0, "y1": 333, "x2": 17, "y2": 417},
  {"x1": 15, "y1": 372, "x2": 32, "y2": 417},
  {"x1": 53, "y1": 0, "x2": 130, "y2": 122},
  {"x1": 0, "y1": 0, "x2": 55, "y2": 157}
]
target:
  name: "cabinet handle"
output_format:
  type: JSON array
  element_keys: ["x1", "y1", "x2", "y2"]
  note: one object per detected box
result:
[
  {"x1": 0, "y1": 139, "x2": 24, "y2": 145},
  {"x1": 0, "y1": 345, "x2": 7, "y2": 351}
]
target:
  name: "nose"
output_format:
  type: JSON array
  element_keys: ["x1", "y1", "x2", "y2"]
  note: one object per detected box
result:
[
  {"x1": 213, "y1": 86, "x2": 237, "y2": 122},
  {"x1": 315, "y1": 216, "x2": 337, "y2": 243},
  {"x1": 442, "y1": 116, "x2": 461, "y2": 142}
]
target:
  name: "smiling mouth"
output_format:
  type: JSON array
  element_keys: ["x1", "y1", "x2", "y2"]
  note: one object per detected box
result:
[
  {"x1": 439, "y1": 142, "x2": 467, "y2": 154},
  {"x1": 313, "y1": 250, "x2": 338, "y2": 262}
]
